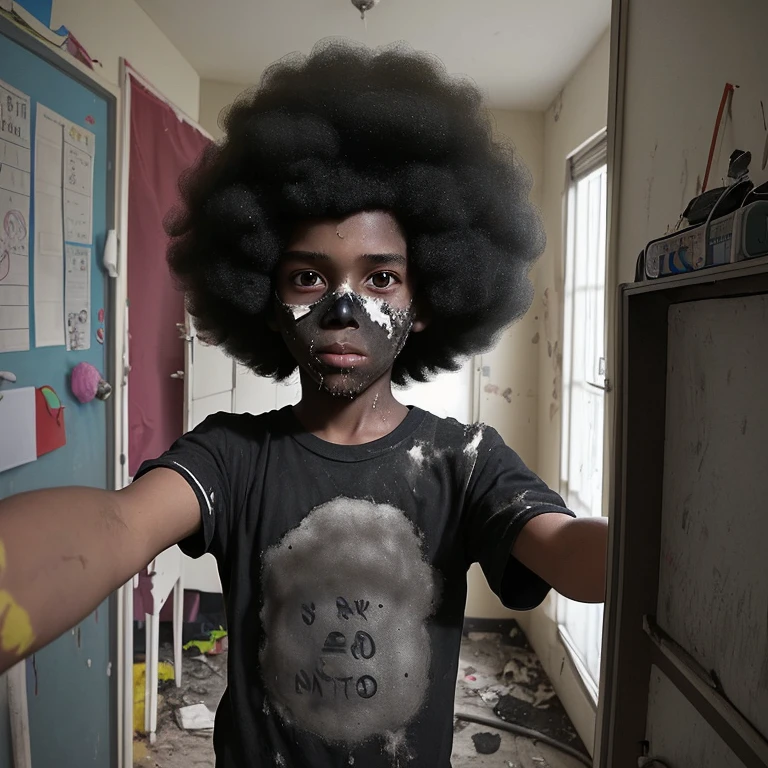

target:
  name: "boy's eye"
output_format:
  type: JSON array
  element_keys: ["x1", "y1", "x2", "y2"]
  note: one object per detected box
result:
[
  {"x1": 293, "y1": 271, "x2": 324, "y2": 288},
  {"x1": 368, "y1": 272, "x2": 398, "y2": 290}
]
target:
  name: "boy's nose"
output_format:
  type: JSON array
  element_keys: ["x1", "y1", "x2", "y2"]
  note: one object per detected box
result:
[{"x1": 321, "y1": 294, "x2": 359, "y2": 329}]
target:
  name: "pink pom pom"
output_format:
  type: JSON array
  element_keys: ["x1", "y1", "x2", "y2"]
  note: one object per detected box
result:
[{"x1": 71, "y1": 362, "x2": 112, "y2": 403}]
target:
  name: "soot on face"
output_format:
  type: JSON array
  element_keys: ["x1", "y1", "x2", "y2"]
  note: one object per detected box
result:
[{"x1": 276, "y1": 288, "x2": 413, "y2": 397}]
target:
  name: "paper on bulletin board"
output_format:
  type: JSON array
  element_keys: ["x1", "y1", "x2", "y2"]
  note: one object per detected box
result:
[
  {"x1": 63, "y1": 124, "x2": 94, "y2": 245},
  {"x1": 0, "y1": 79, "x2": 31, "y2": 353},
  {"x1": 0, "y1": 386, "x2": 37, "y2": 474},
  {"x1": 33, "y1": 104, "x2": 65, "y2": 347},
  {"x1": 65, "y1": 244, "x2": 90, "y2": 350}
]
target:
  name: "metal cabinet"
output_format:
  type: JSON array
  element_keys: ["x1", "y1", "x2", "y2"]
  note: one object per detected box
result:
[{"x1": 596, "y1": 257, "x2": 768, "y2": 768}]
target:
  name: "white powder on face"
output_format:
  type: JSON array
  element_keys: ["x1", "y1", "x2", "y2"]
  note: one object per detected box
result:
[
  {"x1": 338, "y1": 280, "x2": 354, "y2": 295},
  {"x1": 286, "y1": 304, "x2": 311, "y2": 320},
  {"x1": 361, "y1": 296, "x2": 394, "y2": 336}
]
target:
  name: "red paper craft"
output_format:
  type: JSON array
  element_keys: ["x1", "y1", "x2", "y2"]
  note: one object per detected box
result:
[{"x1": 35, "y1": 386, "x2": 67, "y2": 457}]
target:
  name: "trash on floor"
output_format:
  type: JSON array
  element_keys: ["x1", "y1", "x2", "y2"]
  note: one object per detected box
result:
[
  {"x1": 183, "y1": 627, "x2": 228, "y2": 656},
  {"x1": 471, "y1": 732, "x2": 502, "y2": 754},
  {"x1": 455, "y1": 620, "x2": 588, "y2": 762},
  {"x1": 133, "y1": 661, "x2": 174, "y2": 733},
  {"x1": 177, "y1": 703, "x2": 216, "y2": 731}
]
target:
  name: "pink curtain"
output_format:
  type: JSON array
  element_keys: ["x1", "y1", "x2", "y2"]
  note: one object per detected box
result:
[{"x1": 127, "y1": 77, "x2": 211, "y2": 476}]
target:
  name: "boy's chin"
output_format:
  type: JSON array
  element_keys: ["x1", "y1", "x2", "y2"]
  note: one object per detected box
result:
[{"x1": 304, "y1": 367, "x2": 388, "y2": 400}]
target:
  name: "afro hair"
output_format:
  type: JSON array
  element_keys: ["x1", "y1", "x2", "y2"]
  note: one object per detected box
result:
[{"x1": 166, "y1": 39, "x2": 545, "y2": 386}]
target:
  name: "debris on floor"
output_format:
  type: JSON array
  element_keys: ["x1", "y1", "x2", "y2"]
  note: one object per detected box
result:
[
  {"x1": 177, "y1": 703, "x2": 216, "y2": 731},
  {"x1": 138, "y1": 620, "x2": 589, "y2": 768},
  {"x1": 472, "y1": 731, "x2": 502, "y2": 754},
  {"x1": 452, "y1": 621, "x2": 591, "y2": 767},
  {"x1": 183, "y1": 627, "x2": 228, "y2": 656},
  {"x1": 133, "y1": 661, "x2": 175, "y2": 734}
]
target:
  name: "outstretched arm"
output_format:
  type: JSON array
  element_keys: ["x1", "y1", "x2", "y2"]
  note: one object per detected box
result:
[
  {"x1": 0, "y1": 469, "x2": 200, "y2": 674},
  {"x1": 512, "y1": 513, "x2": 609, "y2": 603}
]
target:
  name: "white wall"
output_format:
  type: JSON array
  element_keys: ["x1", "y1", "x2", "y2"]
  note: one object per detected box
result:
[
  {"x1": 469, "y1": 108, "x2": 545, "y2": 619},
  {"x1": 528, "y1": 29, "x2": 611, "y2": 754},
  {"x1": 199, "y1": 79, "x2": 250, "y2": 140},
  {"x1": 615, "y1": 0, "x2": 768, "y2": 286},
  {"x1": 50, "y1": 0, "x2": 200, "y2": 118}
]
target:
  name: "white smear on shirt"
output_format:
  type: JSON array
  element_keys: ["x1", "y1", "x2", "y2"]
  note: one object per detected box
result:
[
  {"x1": 361, "y1": 296, "x2": 393, "y2": 336},
  {"x1": 408, "y1": 444, "x2": 426, "y2": 467},
  {"x1": 463, "y1": 426, "x2": 485, "y2": 458}
]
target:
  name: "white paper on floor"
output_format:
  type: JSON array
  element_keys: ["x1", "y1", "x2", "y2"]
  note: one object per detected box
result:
[{"x1": 177, "y1": 703, "x2": 215, "y2": 730}]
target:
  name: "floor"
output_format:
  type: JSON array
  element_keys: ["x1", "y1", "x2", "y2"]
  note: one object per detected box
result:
[{"x1": 135, "y1": 623, "x2": 590, "y2": 768}]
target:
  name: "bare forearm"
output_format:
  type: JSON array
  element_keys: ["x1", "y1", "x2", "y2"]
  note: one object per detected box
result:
[{"x1": 0, "y1": 488, "x2": 150, "y2": 674}]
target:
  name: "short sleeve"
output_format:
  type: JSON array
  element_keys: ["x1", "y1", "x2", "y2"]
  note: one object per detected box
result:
[
  {"x1": 464, "y1": 427, "x2": 575, "y2": 611},
  {"x1": 133, "y1": 413, "x2": 233, "y2": 560}
]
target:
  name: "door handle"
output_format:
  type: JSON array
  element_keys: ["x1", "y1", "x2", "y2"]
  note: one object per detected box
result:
[{"x1": 170, "y1": 371, "x2": 184, "y2": 380}]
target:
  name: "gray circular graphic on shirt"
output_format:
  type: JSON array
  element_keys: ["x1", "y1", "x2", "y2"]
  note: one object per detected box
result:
[{"x1": 260, "y1": 497, "x2": 437, "y2": 745}]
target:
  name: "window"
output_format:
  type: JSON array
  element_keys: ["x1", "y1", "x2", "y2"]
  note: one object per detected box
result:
[{"x1": 557, "y1": 132, "x2": 608, "y2": 701}]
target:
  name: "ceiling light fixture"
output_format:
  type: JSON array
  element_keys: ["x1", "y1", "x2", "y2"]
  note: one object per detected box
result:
[{"x1": 350, "y1": 0, "x2": 380, "y2": 20}]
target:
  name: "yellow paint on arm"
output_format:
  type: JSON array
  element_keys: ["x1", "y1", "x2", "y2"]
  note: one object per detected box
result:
[
  {"x1": 0, "y1": 539, "x2": 35, "y2": 655},
  {"x1": 0, "y1": 592, "x2": 35, "y2": 654}
]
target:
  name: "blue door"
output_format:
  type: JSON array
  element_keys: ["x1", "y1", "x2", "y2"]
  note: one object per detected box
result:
[{"x1": 0, "y1": 21, "x2": 115, "y2": 768}]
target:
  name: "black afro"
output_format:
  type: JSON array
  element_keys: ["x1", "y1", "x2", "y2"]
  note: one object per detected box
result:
[{"x1": 166, "y1": 40, "x2": 545, "y2": 385}]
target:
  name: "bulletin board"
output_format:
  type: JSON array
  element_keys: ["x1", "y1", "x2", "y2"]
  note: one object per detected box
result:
[{"x1": 0, "y1": 18, "x2": 115, "y2": 768}]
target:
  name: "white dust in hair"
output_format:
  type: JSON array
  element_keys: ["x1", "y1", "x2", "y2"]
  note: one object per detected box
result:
[
  {"x1": 361, "y1": 296, "x2": 394, "y2": 336},
  {"x1": 275, "y1": 754, "x2": 286, "y2": 767}
]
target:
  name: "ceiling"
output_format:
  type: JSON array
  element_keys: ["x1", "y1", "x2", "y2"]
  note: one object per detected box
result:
[{"x1": 137, "y1": 0, "x2": 611, "y2": 110}]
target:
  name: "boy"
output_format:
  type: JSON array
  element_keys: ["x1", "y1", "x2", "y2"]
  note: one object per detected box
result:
[{"x1": 0, "y1": 41, "x2": 607, "y2": 766}]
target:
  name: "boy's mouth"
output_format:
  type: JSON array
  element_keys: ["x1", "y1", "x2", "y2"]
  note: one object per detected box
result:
[{"x1": 314, "y1": 342, "x2": 367, "y2": 369}]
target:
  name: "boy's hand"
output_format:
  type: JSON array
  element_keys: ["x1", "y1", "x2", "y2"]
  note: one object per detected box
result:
[
  {"x1": 512, "y1": 513, "x2": 609, "y2": 603},
  {"x1": 0, "y1": 469, "x2": 201, "y2": 674}
]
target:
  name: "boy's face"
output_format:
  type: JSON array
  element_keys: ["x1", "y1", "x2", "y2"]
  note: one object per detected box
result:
[{"x1": 274, "y1": 211, "x2": 425, "y2": 398}]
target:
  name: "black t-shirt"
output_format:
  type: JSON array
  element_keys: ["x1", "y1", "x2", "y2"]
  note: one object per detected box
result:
[{"x1": 136, "y1": 406, "x2": 573, "y2": 767}]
